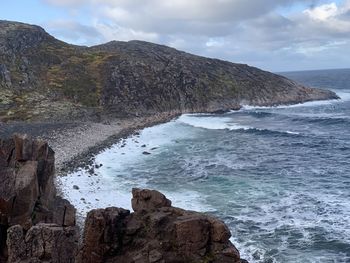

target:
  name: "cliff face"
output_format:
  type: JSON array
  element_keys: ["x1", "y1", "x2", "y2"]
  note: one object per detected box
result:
[
  {"x1": 0, "y1": 20, "x2": 338, "y2": 122},
  {"x1": 0, "y1": 134, "x2": 77, "y2": 262},
  {"x1": 0, "y1": 135, "x2": 247, "y2": 263},
  {"x1": 77, "y1": 189, "x2": 243, "y2": 263}
]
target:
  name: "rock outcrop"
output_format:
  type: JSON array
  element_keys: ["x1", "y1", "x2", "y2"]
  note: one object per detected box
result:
[
  {"x1": 0, "y1": 134, "x2": 77, "y2": 262},
  {"x1": 77, "y1": 188, "x2": 243, "y2": 263},
  {"x1": 7, "y1": 224, "x2": 78, "y2": 263},
  {"x1": 0, "y1": 20, "x2": 338, "y2": 122},
  {"x1": 0, "y1": 134, "x2": 247, "y2": 262}
]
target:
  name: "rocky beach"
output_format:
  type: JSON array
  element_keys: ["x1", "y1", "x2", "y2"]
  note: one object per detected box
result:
[
  {"x1": 1, "y1": 112, "x2": 180, "y2": 175},
  {"x1": 0, "y1": 19, "x2": 344, "y2": 263},
  {"x1": 0, "y1": 134, "x2": 247, "y2": 262},
  {"x1": 0, "y1": 20, "x2": 338, "y2": 176}
]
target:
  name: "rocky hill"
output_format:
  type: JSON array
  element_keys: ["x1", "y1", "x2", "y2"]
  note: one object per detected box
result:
[{"x1": 0, "y1": 20, "x2": 338, "y2": 122}]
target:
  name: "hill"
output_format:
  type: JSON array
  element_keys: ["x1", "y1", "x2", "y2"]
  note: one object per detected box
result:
[{"x1": 0, "y1": 20, "x2": 338, "y2": 122}]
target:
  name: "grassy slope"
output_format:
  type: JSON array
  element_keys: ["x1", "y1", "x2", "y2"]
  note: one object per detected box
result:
[{"x1": 0, "y1": 21, "x2": 338, "y2": 122}]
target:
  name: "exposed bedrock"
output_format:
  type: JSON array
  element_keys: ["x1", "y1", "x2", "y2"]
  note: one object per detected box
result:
[
  {"x1": 77, "y1": 188, "x2": 245, "y2": 263},
  {"x1": 0, "y1": 135, "x2": 248, "y2": 262},
  {"x1": 0, "y1": 20, "x2": 339, "y2": 122},
  {"x1": 0, "y1": 134, "x2": 77, "y2": 262},
  {"x1": 7, "y1": 224, "x2": 78, "y2": 263}
]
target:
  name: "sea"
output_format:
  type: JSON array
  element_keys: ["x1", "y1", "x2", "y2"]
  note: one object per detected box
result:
[{"x1": 59, "y1": 68, "x2": 350, "y2": 263}]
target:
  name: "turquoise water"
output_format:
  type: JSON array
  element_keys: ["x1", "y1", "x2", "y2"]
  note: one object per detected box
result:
[{"x1": 64, "y1": 69, "x2": 350, "y2": 263}]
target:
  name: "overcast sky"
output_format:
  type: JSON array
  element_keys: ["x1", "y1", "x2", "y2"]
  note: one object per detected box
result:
[{"x1": 1, "y1": 0, "x2": 349, "y2": 71}]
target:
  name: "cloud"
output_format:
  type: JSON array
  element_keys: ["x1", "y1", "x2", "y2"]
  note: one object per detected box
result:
[
  {"x1": 45, "y1": 20, "x2": 103, "y2": 45},
  {"x1": 93, "y1": 21, "x2": 159, "y2": 42},
  {"x1": 40, "y1": 0, "x2": 350, "y2": 71},
  {"x1": 304, "y1": 2, "x2": 338, "y2": 20},
  {"x1": 91, "y1": 0, "x2": 319, "y2": 36},
  {"x1": 43, "y1": 0, "x2": 86, "y2": 7}
]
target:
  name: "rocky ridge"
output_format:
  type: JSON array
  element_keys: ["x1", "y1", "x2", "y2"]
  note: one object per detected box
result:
[
  {"x1": 77, "y1": 188, "x2": 242, "y2": 263},
  {"x1": 0, "y1": 20, "x2": 338, "y2": 122},
  {"x1": 0, "y1": 134, "x2": 77, "y2": 262},
  {"x1": 0, "y1": 134, "x2": 248, "y2": 263}
]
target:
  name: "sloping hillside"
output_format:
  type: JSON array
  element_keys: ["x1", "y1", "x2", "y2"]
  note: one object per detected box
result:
[{"x1": 0, "y1": 20, "x2": 338, "y2": 122}]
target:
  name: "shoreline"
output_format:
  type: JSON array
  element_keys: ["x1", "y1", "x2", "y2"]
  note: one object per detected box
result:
[
  {"x1": 0, "y1": 93, "x2": 343, "y2": 179},
  {"x1": 0, "y1": 112, "x2": 180, "y2": 176},
  {"x1": 0, "y1": 93, "x2": 344, "y2": 178},
  {"x1": 51, "y1": 112, "x2": 181, "y2": 176}
]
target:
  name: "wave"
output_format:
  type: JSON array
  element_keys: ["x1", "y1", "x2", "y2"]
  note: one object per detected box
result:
[
  {"x1": 177, "y1": 114, "x2": 300, "y2": 135},
  {"x1": 245, "y1": 128, "x2": 300, "y2": 136},
  {"x1": 290, "y1": 116, "x2": 350, "y2": 126},
  {"x1": 336, "y1": 90, "x2": 350, "y2": 101},
  {"x1": 177, "y1": 114, "x2": 252, "y2": 131},
  {"x1": 240, "y1": 99, "x2": 334, "y2": 111},
  {"x1": 237, "y1": 89, "x2": 350, "y2": 112}
]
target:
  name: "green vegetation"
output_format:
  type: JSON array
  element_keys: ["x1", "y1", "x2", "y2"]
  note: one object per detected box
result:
[
  {"x1": 46, "y1": 51, "x2": 111, "y2": 108},
  {"x1": 0, "y1": 21, "x2": 336, "y2": 122}
]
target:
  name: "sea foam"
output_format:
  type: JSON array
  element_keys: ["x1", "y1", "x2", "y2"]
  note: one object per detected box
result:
[{"x1": 177, "y1": 114, "x2": 251, "y2": 131}]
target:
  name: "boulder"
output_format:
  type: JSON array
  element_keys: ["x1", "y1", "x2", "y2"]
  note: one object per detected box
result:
[
  {"x1": 0, "y1": 135, "x2": 248, "y2": 262},
  {"x1": 131, "y1": 188, "x2": 172, "y2": 212},
  {"x1": 76, "y1": 207, "x2": 130, "y2": 263},
  {"x1": 78, "y1": 188, "x2": 242, "y2": 263}
]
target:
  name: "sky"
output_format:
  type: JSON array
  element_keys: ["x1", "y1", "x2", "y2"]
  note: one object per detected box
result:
[{"x1": 1, "y1": 0, "x2": 349, "y2": 72}]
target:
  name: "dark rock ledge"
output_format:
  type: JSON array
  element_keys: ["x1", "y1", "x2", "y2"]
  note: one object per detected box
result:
[
  {"x1": 0, "y1": 134, "x2": 76, "y2": 263},
  {"x1": 0, "y1": 134, "x2": 248, "y2": 263}
]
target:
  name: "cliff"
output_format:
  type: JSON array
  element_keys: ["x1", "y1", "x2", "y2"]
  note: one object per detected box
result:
[
  {"x1": 0, "y1": 134, "x2": 77, "y2": 262},
  {"x1": 0, "y1": 135, "x2": 248, "y2": 263},
  {"x1": 0, "y1": 20, "x2": 338, "y2": 122}
]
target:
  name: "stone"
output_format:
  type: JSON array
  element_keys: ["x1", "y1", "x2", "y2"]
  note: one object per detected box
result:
[
  {"x1": 10, "y1": 160, "x2": 39, "y2": 229},
  {"x1": 78, "y1": 188, "x2": 243, "y2": 263},
  {"x1": 0, "y1": 134, "x2": 76, "y2": 261},
  {"x1": 0, "y1": 135, "x2": 247, "y2": 262},
  {"x1": 0, "y1": 64, "x2": 12, "y2": 86},
  {"x1": 174, "y1": 215, "x2": 210, "y2": 258},
  {"x1": 6, "y1": 225, "x2": 25, "y2": 263},
  {"x1": 77, "y1": 207, "x2": 130, "y2": 263},
  {"x1": 131, "y1": 188, "x2": 172, "y2": 212},
  {"x1": 7, "y1": 224, "x2": 79, "y2": 263},
  {"x1": 209, "y1": 217, "x2": 232, "y2": 242},
  {"x1": 52, "y1": 197, "x2": 76, "y2": 227},
  {"x1": 148, "y1": 249, "x2": 163, "y2": 262}
]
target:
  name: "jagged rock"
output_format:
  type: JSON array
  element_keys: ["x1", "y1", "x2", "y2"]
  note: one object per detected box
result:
[
  {"x1": 78, "y1": 188, "x2": 242, "y2": 263},
  {"x1": 0, "y1": 134, "x2": 76, "y2": 261},
  {"x1": 7, "y1": 224, "x2": 78, "y2": 263},
  {"x1": 0, "y1": 134, "x2": 75, "y2": 229},
  {"x1": 76, "y1": 207, "x2": 130, "y2": 263},
  {"x1": 52, "y1": 197, "x2": 76, "y2": 227},
  {"x1": 1, "y1": 135, "x2": 248, "y2": 262},
  {"x1": 0, "y1": 64, "x2": 11, "y2": 87},
  {"x1": 131, "y1": 188, "x2": 172, "y2": 212}
]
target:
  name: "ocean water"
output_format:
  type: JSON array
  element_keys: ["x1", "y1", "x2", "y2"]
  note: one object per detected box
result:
[{"x1": 60, "y1": 68, "x2": 350, "y2": 263}]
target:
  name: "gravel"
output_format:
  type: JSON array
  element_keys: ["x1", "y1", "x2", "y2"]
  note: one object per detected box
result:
[{"x1": 0, "y1": 112, "x2": 179, "y2": 176}]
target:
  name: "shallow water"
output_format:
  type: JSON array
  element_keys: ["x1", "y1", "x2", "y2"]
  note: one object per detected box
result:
[{"x1": 60, "y1": 68, "x2": 350, "y2": 263}]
